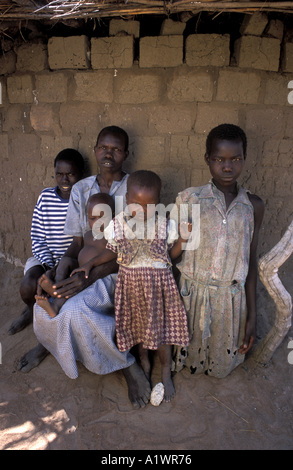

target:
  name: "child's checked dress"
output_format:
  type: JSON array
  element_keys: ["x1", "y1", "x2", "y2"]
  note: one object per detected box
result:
[{"x1": 104, "y1": 212, "x2": 190, "y2": 352}]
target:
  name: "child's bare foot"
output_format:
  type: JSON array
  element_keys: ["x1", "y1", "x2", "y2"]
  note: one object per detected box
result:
[
  {"x1": 38, "y1": 274, "x2": 56, "y2": 297},
  {"x1": 123, "y1": 362, "x2": 151, "y2": 409},
  {"x1": 162, "y1": 367, "x2": 176, "y2": 402},
  {"x1": 35, "y1": 295, "x2": 57, "y2": 318}
]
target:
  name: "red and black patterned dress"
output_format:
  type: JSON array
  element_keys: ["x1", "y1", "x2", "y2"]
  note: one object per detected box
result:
[{"x1": 104, "y1": 212, "x2": 190, "y2": 352}]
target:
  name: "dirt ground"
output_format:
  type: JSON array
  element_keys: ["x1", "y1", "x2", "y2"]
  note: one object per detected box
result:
[{"x1": 0, "y1": 257, "x2": 292, "y2": 451}]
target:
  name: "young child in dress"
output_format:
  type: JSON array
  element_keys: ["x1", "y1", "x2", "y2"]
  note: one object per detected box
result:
[
  {"x1": 72, "y1": 170, "x2": 191, "y2": 402},
  {"x1": 35, "y1": 192, "x2": 115, "y2": 318},
  {"x1": 172, "y1": 123, "x2": 265, "y2": 378}
]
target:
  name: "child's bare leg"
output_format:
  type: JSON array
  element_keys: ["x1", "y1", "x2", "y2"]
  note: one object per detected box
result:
[
  {"x1": 138, "y1": 343, "x2": 151, "y2": 381},
  {"x1": 158, "y1": 344, "x2": 175, "y2": 402},
  {"x1": 35, "y1": 295, "x2": 66, "y2": 318},
  {"x1": 55, "y1": 256, "x2": 78, "y2": 282},
  {"x1": 51, "y1": 296, "x2": 67, "y2": 313},
  {"x1": 9, "y1": 265, "x2": 45, "y2": 335}
]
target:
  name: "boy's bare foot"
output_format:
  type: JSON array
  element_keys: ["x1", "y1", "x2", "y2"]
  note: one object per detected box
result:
[
  {"x1": 18, "y1": 343, "x2": 49, "y2": 373},
  {"x1": 123, "y1": 362, "x2": 151, "y2": 409},
  {"x1": 35, "y1": 295, "x2": 57, "y2": 318},
  {"x1": 8, "y1": 306, "x2": 33, "y2": 335},
  {"x1": 38, "y1": 274, "x2": 57, "y2": 297}
]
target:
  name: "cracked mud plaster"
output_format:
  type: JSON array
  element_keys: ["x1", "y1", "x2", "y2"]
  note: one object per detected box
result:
[{"x1": 140, "y1": 36, "x2": 183, "y2": 68}]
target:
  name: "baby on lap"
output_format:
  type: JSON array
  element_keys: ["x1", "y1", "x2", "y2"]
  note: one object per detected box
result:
[{"x1": 35, "y1": 193, "x2": 115, "y2": 318}]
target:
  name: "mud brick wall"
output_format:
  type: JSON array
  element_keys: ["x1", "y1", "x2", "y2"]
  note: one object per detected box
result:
[{"x1": 0, "y1": 14, "x2": 292, "y2": 278}]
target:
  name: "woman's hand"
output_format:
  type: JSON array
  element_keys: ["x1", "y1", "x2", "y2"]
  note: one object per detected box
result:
[
  {"x1": 52, "y1": 259, "x2": 119, "y2": 299},
  {"x1": 52, "y1": 271, "x2": 89, "y2": 299}
]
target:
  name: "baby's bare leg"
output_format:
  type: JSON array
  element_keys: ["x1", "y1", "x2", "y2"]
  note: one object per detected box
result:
[
  {"x1": 35, "y1": 295, "x2": 66, "y2": 318},
  {"x1": 55, "y1": 256, "x2": 78, "y2": 282},
  {"x1": 158, "y1": 344, "x2": 175, "y2": 402}
]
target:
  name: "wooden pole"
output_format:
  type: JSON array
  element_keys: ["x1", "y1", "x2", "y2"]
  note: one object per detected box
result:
[{"x1": 253, "y1": 220, "x2": 293, "y2": 365}]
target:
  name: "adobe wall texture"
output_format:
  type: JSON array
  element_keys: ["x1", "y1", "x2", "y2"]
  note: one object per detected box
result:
[{"x1": 0, "y1": 14, "x2": 292, "y2": 280}]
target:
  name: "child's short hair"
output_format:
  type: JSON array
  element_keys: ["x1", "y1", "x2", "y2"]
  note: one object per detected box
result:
[
  {"x1": 206, "y1": 124, "x2": 247, "y2": 158},
  {"x1": 54, "y1": 148, "x2": 85, "y2": 173},
  {"x1": 96, "y1": 126, "x2": 129, "y2": 151},
  {"x1": 87, "y1": 193, "x2": 115, "y2": 215},
  {"x1": 127, "y1": 170, "x2": 162, "y2": 196}
]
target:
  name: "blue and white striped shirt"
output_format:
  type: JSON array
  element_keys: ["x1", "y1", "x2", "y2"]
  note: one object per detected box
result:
[{"x1": 31, "y1": 187, "x2": 73, "y2": 267}]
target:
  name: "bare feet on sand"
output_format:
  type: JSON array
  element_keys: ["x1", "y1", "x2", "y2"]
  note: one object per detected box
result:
[
  {"x1": 123, "y1": 362, "x2": 151, "y2": 409},
  {"x1": 17, "y1": 343, "x2": 49, "y2": 373},
  {"x1": 35, "y1": 295, "x2": 57, "y2": 318},
  {"x1": 8, "y1": 306, "x2": 33, "y2": 335},
  {"x1": 137, "y1": 346, "x2": 175, "y2": 403}
]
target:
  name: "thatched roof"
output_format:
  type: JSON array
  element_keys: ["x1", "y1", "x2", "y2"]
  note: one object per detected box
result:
[
  {"x1": 1, "y1": 0, "x2": 293, "y2": 21},
  {"x1": 0, "y1": 1, "x2": 292, "y2": 46}
]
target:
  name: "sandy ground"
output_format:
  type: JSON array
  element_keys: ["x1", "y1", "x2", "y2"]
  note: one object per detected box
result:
[{"x1": 0, "y1": 257, "x2": 293, "y2": 451}]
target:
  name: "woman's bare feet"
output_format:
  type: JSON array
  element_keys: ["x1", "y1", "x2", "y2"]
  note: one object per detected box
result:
[{"x1": 35, "y1": 295, "x2": 57, "y2": 318}]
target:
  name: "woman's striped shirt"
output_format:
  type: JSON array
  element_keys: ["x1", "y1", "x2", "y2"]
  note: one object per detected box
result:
[{"x1": 31, "y1": 187, "x2": 73, "y2": 267}]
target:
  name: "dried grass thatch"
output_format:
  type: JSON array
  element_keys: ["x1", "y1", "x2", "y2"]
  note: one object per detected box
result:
[{"x1": 1, "y1": 0, "x2": 293, "y2": 22}]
